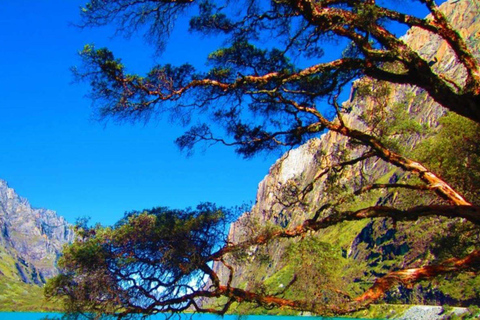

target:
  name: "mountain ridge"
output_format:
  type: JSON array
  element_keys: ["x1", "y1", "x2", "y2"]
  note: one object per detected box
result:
[
  {"x1": 212, "y1": 0, "x2": 480, "y2": 313},
  {"x1": 0, "y1": 179, "x2": 74, "y2": 286}
]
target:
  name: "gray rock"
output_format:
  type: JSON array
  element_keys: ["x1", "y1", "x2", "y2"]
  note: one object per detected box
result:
[
  {"x1": 212, "y1": 0, "x2": 480, "y2": 310},
  {"x1": 0, "y1": 179, "x2": 74, "y2": 284},
  {"x1": 397, "y1": 305, "x2": 469, "y2": 320}
]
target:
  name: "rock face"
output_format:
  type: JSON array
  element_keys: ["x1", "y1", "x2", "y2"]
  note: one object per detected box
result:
[
  {"x1": 0, "y1": 179, "x2": 74, "y2": 285},
  {"x1": 214, "y1": 0, "x2": 480, "y2": 309}
]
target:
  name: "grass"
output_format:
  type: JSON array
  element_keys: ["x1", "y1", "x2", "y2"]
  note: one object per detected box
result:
[
  {"x1": 0, "y1": 276, "x2": 61, "y2": 312},
  {"x1": 0, "y1": 247, "x2": 20, "y2": 280},
  {"x1": 350, "y1": 304, "x2": 410, "y2": 319},
  {"x1": 0, "y1": 245, "x2": 60, "y2": 312}
]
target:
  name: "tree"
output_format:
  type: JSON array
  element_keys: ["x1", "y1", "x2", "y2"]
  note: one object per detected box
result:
[
  {"x1": 45, "y1": 204, "x2": 236, "y2": 316},
  {"x1": 47, "y1": 0, "x2": 480, "y2": 317}
]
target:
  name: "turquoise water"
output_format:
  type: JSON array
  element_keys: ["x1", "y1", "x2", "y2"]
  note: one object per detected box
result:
[{"x1": 0, "y1": 313, "x2": 375, "y2": 320}]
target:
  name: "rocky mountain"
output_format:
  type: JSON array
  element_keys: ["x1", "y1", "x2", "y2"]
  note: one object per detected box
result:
[
  {"x1": 214, "y1": 0, "x2": 480, "y2": 311},
  {"x1": 0, "y1": 179, "x2": 74, "y2": 287}
]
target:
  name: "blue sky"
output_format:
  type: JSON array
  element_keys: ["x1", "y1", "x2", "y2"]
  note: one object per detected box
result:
[
  {"x1": 0, "y1": 0, "x2": 277, "y2": 226},
  {"x1": 0, "y1": 1, "x2": 434, "y2": 227}
]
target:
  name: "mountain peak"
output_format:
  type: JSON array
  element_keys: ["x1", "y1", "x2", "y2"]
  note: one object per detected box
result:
[
  {"x1": 0, "y1": 179, "x2": 30, "y2": 207},
  {"x1": 0, "y1": 178, "x2": 74, "y2": 285}
]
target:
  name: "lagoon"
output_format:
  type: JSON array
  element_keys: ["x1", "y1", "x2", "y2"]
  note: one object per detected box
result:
[{"x1": 0, "y1": 313, "x2": 376, "y2": 320}]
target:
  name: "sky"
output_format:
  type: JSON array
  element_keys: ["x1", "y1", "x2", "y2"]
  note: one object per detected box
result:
[
  {"x1": 0, "y1": 1, "x2": 436, "y2": 227},
  {"x1": 0, "y1": 0, "x2": 277, "y2": 226}
]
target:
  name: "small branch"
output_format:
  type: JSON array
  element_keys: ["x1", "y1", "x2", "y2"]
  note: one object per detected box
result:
[
  {"x1": 298, "y1": 150, "x2": 376, "y2": 201},
  {"x1": 220, "y1": 258, "x2": 234, "y2": 289},
  {"x1": 334, "y1": 100, "x2": 345, "y2": 127}
]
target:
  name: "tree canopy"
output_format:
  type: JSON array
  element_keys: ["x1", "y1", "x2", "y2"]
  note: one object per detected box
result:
[
  {"x1": 47, "y1": 0, "x2": 480, "y2": 317},
  {"x1": 45, "y1": 204, "x2": 234, "y2": 315}
]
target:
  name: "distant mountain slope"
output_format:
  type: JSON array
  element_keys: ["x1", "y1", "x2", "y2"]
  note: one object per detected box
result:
[{"x1": 0, "y1": 179, "x2": 74, "y2": 310}]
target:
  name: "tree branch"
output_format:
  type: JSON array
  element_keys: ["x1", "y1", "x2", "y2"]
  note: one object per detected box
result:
[
  {"x1": 355, "y1": 249, "x2": 480, "y2": 302},
  {"x1": 211, "y1": 205, "x2": 480, "y2": 262},
  {"x1": 278, "y1": 96, "x2": 471, "y2": 206}
]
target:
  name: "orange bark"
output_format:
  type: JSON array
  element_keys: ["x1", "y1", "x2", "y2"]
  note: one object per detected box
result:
[{"x1": 356, "y1": 249, "x2": 480, "y2": 302}]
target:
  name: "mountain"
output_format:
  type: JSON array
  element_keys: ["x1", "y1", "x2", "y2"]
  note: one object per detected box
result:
[
  {"x1": 213, "y1": 0, "x2": 480, "y2": 313},
  {"x1": 0, "y1": 179, "x2": 74, "y2": 310}
]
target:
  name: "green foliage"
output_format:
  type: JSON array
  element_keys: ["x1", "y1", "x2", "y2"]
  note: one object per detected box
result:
[
  {"x1": 433, "y1": 273, "x2": 480, "y2": 302},
  {"x1": 351, "y1": 304, "x2": 410, "y2": 319},
  {"x1": 356, "y1": 79, "x2": 426, "y2": 153},
  {"x1": 45, "y1": 203, "x2": 231, "y2": 316},
  {"x1": 0, "y1": 244, "x2": 60, "y2": 312},
  {"x1": 189, "y1": 1, "x2": 234, "y2": 34},
  {"x1": 413, "y1": 112, "x2": 480, "y2": 204},
  {"x1": 0, "y1": 248, "x2": 18, "y2": 280},
  {"x1": 0, "y1": 277, "x2": 60, "y2": 312},
  {"x1": 61, "y1": 0, "x2": 480, "y2": 315},
  {"x1": 207, "y1": 41, "x2": 293, "y2": 76},
  {"x1": 267, "y1": 236, "x2": 354, "y2": 306}
]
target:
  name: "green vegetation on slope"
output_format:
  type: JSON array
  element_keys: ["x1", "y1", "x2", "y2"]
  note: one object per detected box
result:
[
  {"x1": 0, "y1": 245, "x2": 60, "y2": 311},
  {"x1": 219, "y1": 111, "x2": 480, "y2": 316},
  {"x1": 0, "y1": 276, "x2": 60, "y2": 312}
]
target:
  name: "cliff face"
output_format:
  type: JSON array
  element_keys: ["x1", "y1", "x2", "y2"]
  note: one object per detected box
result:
[
  {"x1": 236, "y1": 0, "x2": 480, "y2": 233},
  {"x1": 0, "y1": 179, "x2": 74, "y2": 285},
  {"x1": 215, "y1": 0, "x2": 480, "y2": 308}
]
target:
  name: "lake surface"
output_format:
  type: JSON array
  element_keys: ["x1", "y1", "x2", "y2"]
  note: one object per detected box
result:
[{"x1": 0, "y1": 313, "x2": 377, "y2": 320}]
